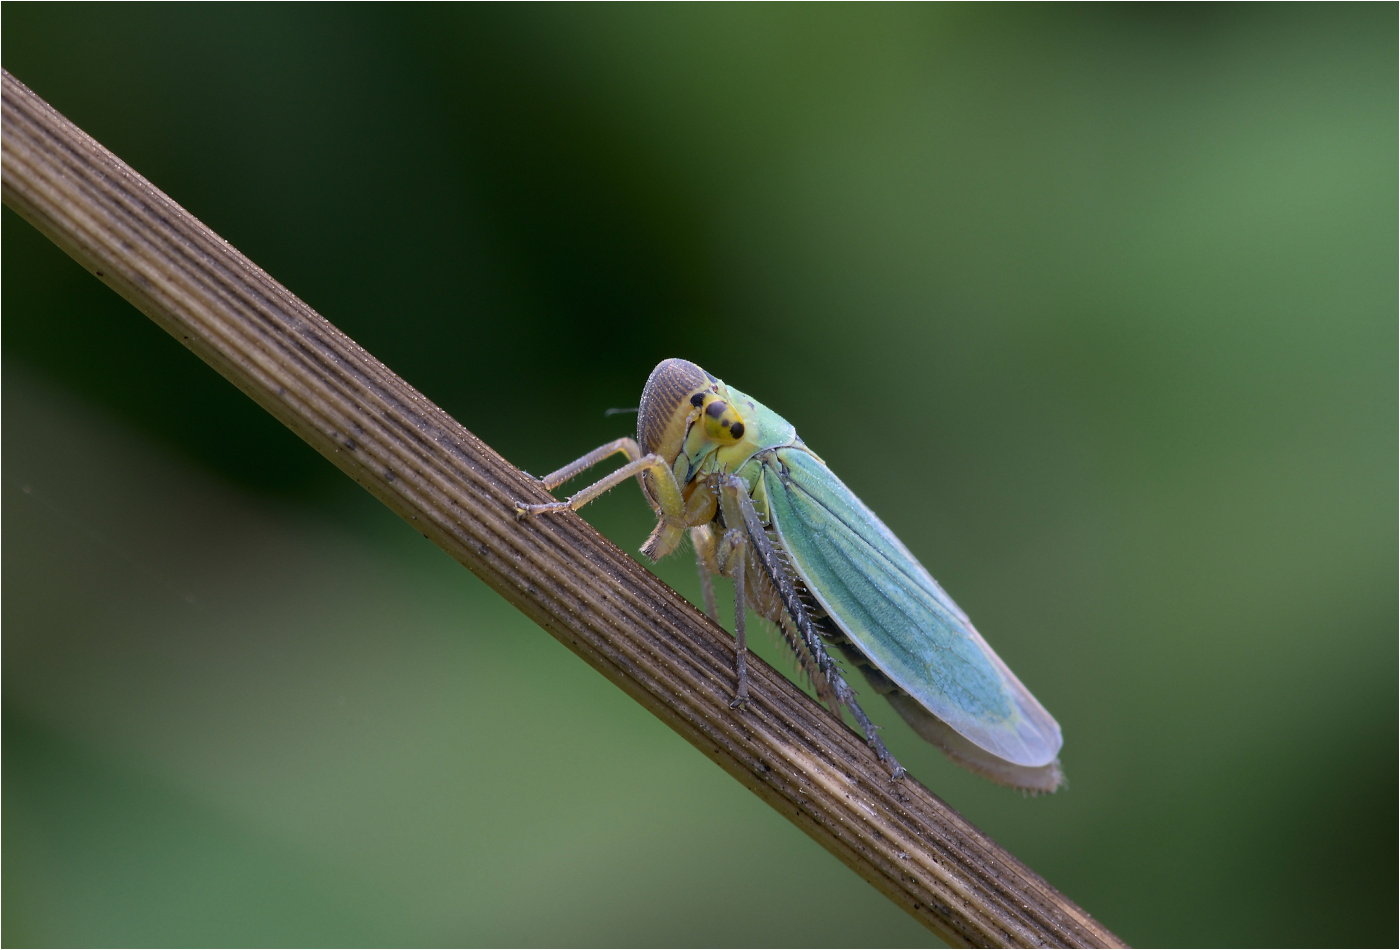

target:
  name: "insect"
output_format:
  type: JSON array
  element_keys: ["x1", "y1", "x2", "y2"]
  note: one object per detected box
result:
[{"x1": 516, "y1": 359, "x2": 1063, "y2": 791}]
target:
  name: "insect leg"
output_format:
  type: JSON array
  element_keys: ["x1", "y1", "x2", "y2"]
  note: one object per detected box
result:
[
  {"x1": 697, "y1": 520, "x2": 752, "y2": 706},
  {"x1": 537, "y1": 437, "x2": 642, "y2": 489},
  {"x1": 720, "y1": 475, "x2": 905, "y2": 780},
  {"x1": 516, "y1": 451, "x2": 683, "y2": 521},
  {"x1": 725, "y1": 530, "x2": 750, "y2": 708},
  {"x1": 690, "y1": 526, "x2": 721, "y2": 620}
]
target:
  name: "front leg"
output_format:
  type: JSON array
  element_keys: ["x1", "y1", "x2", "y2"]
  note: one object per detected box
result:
[
  {"x1": 516, "y1": 451, "x2": 676, "y2": 518},
  {"x1": 537, "y1": 437, "x2": 643, "y2": 490},
  {"x1": 517, "y1": 439, "x2": 708, "y2": 562}
]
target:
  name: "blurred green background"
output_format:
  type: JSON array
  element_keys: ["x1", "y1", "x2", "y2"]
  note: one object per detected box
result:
[{"x1": 3, "y1": 5, "x2": 1395, "y2": 946}]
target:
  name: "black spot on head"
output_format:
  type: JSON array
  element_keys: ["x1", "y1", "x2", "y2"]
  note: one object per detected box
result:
[
  {"x1": 706, "y1": 400, "x2": 728, "y2": 419},
  {"x1": 730, "y1": 422, "x2": 745, "y2": 439},
  {"x1": 690, "y1": 393, "x2": 705, "y2": 407}
]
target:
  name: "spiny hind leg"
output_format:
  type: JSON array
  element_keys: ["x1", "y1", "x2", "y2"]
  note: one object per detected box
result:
[
  {"x1": 720, "y1": 474, "x2": 905, "y2": 780},
  {"x1": 774, "y1": 610, "x2": 842, "y2": 718}
]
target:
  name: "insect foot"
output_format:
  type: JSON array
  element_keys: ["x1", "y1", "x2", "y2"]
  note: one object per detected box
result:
[
  {"x1": 870, "y1": 737, "x2": 907, "y2": 782},
  {"x1": 514, "y1": 499, "x2": 571, "y2": 518}
]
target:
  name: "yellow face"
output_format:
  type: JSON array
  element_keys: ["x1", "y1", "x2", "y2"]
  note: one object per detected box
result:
[
  {"x1": 636, "y1": 359, "x2": 770, "y2": 500},
  {"x1": 692, "y1": 392, "x2": 747, "y2": 446},
  {"x1": 675, "y1": 389, "x2": 752, "y2": 482},
  {"x1": 637, "y1": 359, "x2": 750, "y2": 469}
]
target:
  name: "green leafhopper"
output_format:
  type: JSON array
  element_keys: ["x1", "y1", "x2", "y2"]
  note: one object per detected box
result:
[{"x1": 517, "y1": 359, "x2": 1063, "y2": 792}]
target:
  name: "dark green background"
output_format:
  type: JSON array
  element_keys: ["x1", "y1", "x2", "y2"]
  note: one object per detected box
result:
[{"x1": 4, "y1": 5, "x2": 1395, "y2": 946}]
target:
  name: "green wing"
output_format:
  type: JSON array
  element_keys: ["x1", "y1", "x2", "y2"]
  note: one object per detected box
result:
[{"x1": 761, "y1": 446, "x2": 1062, "y2": 769}]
